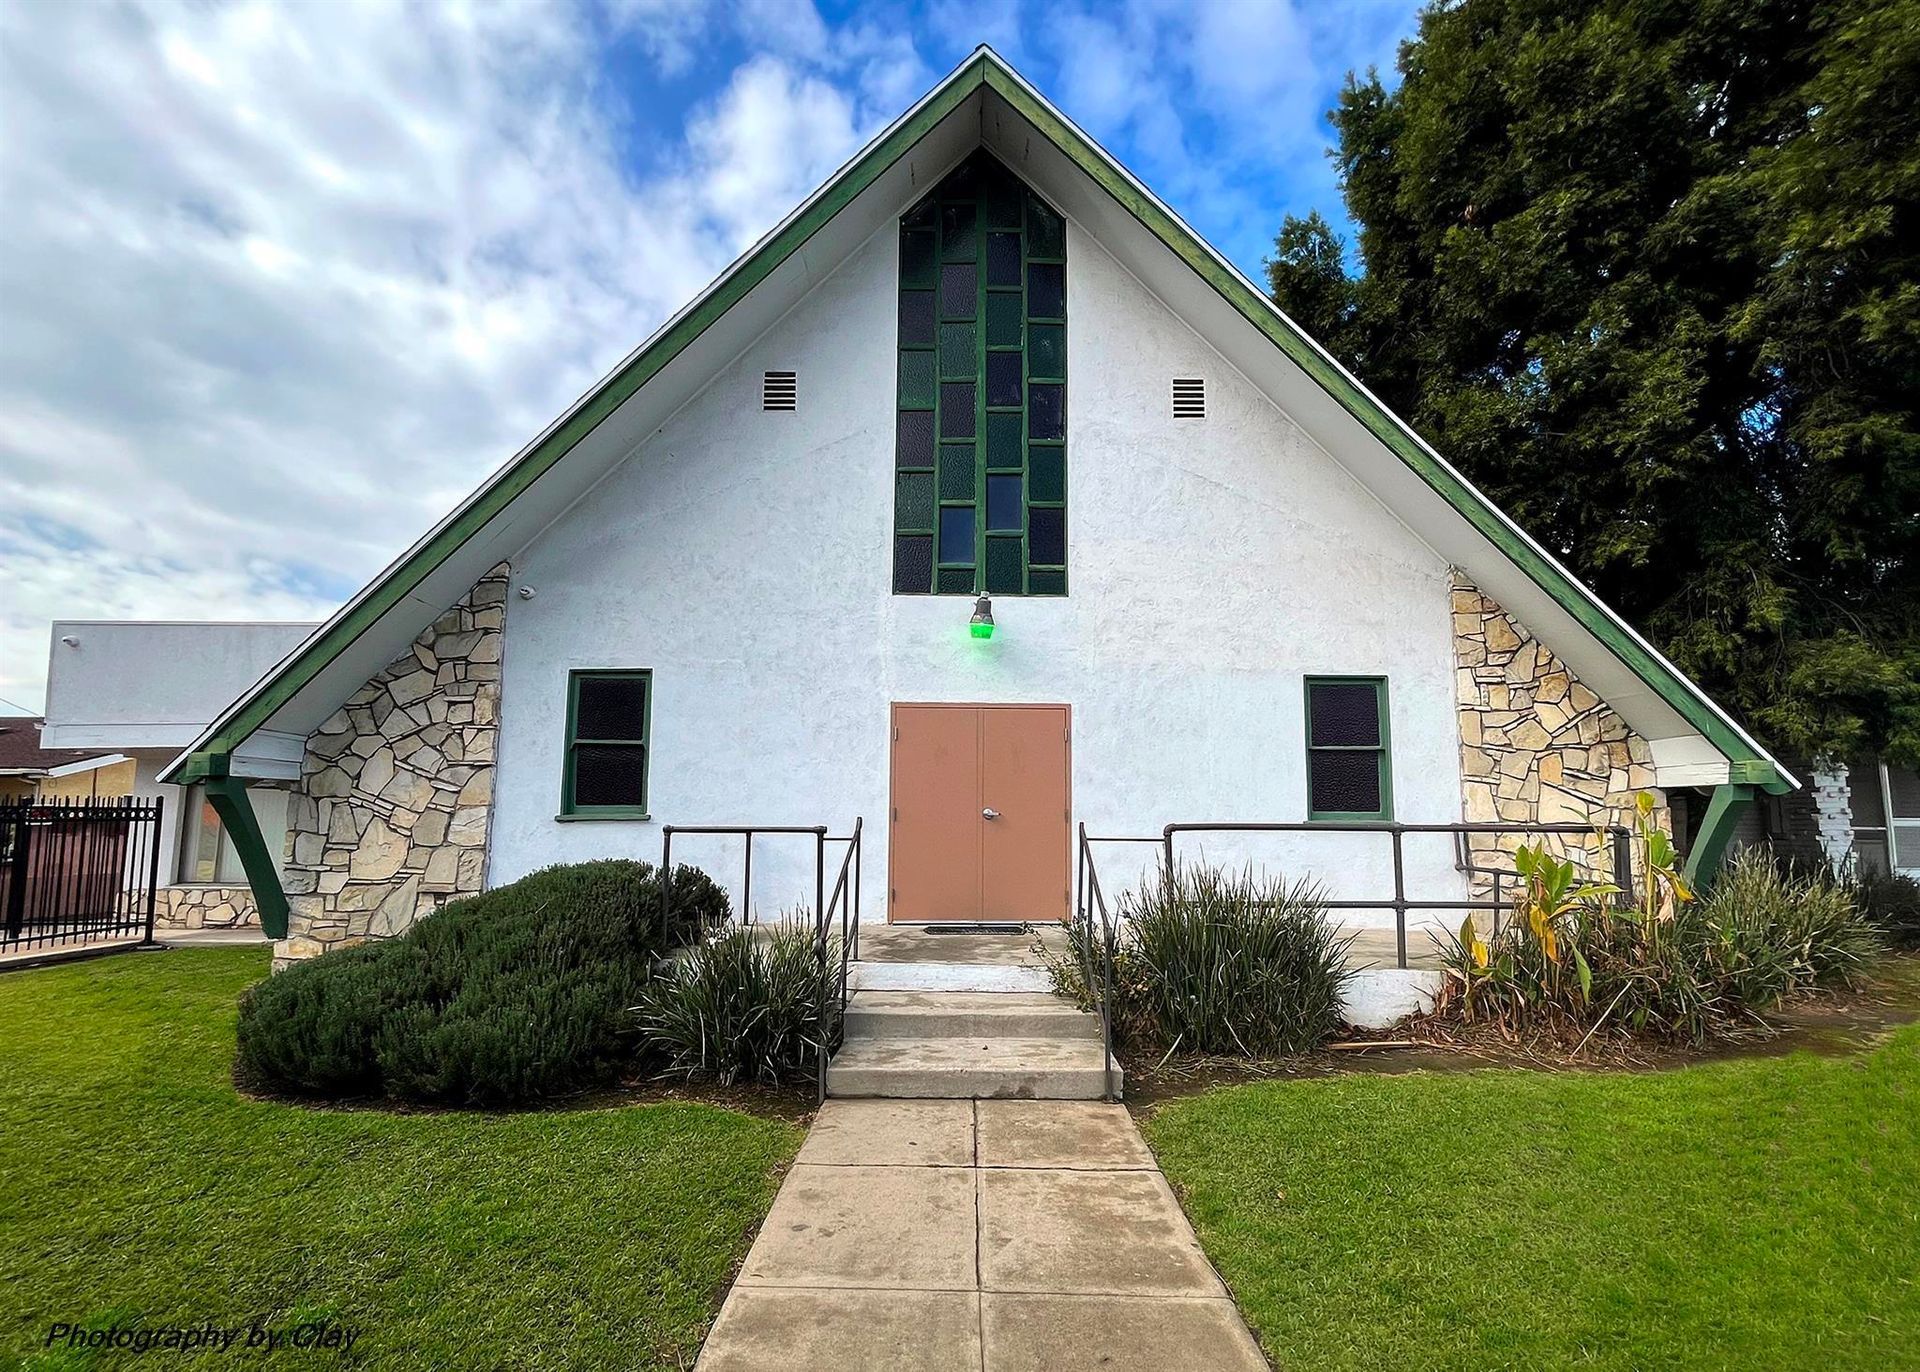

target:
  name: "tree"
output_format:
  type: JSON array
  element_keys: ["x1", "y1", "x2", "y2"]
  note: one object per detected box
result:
[{"x1": 1270, "y1": 0, "x2": 1920, "y2": 762}]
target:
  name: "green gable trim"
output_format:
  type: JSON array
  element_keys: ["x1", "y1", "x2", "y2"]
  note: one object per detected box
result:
[
  {"x1": 978, "y1": 62, "x2": 1787, "y2": 794},
  {"x1": 168, "y1": 48, "x2": 1785, "y2": 794},
  {"x1": 162, "y1": 55, "x2": 998, "y2": 783}
]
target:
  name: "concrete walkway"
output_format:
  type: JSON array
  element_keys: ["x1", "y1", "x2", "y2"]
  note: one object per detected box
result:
[{"x1": 696, "y1": 1099, "x2": 1267, "y2": 1371}]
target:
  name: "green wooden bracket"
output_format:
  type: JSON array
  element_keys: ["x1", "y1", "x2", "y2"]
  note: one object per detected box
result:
[
  {"x1": 1682, "y1": 783, "x2": 1756, "y2": 888},
  {"x1": 203, "y1": 769, "x2": 291, "y2": 940}
]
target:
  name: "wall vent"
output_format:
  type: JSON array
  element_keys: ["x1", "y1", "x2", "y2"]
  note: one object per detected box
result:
[
  {"x1": 1172, "y1": 377, "x2": 1206, "y2": 419},
  {"x1": 762, "y1": 370, "x2": 797, "y2": 411}
]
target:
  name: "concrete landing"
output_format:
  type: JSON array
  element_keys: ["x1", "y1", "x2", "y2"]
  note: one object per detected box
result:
[{"x1": 695, "y1": 1100, "x2": 1266, "y2": 1372}]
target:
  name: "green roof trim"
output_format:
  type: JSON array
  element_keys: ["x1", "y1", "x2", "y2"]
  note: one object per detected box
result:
[{"x1": 167, "y1": 47, "x2": 1787, "y2": 794}]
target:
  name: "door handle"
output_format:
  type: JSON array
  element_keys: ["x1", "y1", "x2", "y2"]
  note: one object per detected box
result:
[{"x1": 982, "y1": 808, "x2": 1000, "y2": 820}]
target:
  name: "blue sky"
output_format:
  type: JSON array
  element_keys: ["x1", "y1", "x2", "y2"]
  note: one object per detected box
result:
[{"x1": 0, "y1": 0, "x2": 1419, "y2": 713}]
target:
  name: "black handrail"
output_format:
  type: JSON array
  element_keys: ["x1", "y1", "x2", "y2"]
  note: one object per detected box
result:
[
  {"x1": 654, "y1": 820, "x2": 862, "y2": 1104},
  {"x1": 1074, "y1": 827, "x2": 1159, "y2": 1102},
  {"x1": 1161, "y1": 820, "x2": 1634, "y2": 968}
]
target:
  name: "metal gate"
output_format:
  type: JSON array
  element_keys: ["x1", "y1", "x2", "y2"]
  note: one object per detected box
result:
[{"x1": 1, "y1": 798, "x2": 163, "y2": 955}]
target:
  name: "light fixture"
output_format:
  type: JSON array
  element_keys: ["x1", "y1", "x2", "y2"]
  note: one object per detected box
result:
[{"x1": 968, "y1": 593, "x2": 995, "y2": 640}]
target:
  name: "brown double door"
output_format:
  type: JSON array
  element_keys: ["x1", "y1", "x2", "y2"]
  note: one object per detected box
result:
[{"x1": 888, "y1": 703, "x2": 1071, "y2": 924}]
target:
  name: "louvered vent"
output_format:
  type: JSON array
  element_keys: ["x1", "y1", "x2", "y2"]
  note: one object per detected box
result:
[
  {"x1": 762, "y1": 370, "x2": 797, "y2": 411},
  {"x1": 1172, "y1": 377, "x2": 1206, "y2": 418}
]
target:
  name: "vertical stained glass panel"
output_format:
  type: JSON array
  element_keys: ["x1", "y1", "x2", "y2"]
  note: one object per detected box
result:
[{"x1": 895, "y1": 149, "x2": 1065, "y2": 596}]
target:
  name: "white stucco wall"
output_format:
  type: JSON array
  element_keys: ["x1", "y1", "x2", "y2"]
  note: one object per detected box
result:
[{"x1": 490, "y1": 221, "x2": 1468, "y2": 930}]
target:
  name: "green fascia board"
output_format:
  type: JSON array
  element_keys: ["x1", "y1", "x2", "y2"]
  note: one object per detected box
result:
[
  {"x1": 159, "y1": 53, "x2": 997, "y2": 784},
  {"x1": 203, "y1": 773, "x2": 291, "y2": 939},
  {"x1": 978, "y1": 62, "x2": 1789, "y2": 794},
  {"x1": 165, "y1": 46, "x2": 1788, "y2": 795}
]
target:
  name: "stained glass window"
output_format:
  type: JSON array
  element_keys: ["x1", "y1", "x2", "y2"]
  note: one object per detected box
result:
[{"x1": 893, "y1": 150, "x2": 1066, "y2": 595}]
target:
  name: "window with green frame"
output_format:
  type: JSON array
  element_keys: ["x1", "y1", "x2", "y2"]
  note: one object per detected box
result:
[
  {"x1": 561, "y1": 670, "x2": 652, "y2": 818},
  {"x1": 1304, "y1": 677, "x2": 1392, "y2": 820},
  {"x1": 892, "y1": 149, "x2": 1066, "y2": 595}
]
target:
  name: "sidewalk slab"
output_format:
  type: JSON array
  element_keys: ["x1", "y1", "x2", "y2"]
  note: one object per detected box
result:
[
  {"x1": 736, "y1": 1163, "x2": 975, "y2": 1292},
  {"x1": 698, "y1": 1288, "x2": 980, "y2": 1372},
  {"x1": 978, "y1": 1167, "x2": 1226, "y2": 1297},
  {"x1": 976, "y1": 1100, "x2": 1153, "y2": 1169},
  {"x1": 797, "y1": 1100, "x2": 975, "y2": 1167},
  {"x1": 981, "y1": 1293, "x2": 1268, "y2": 1372}
]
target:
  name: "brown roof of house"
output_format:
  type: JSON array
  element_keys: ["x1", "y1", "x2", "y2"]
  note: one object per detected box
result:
[{"x1": 0, "y1": 717, "x2": 117, "y2": 776}]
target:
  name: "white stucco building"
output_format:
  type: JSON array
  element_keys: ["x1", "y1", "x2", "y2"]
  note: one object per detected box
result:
[
  {"x1": 40, "y1": 620, "x2": 317, "y2": 928},
  {"x1": 149, "y1": 50, "x2": 1790, "y2": 963}
]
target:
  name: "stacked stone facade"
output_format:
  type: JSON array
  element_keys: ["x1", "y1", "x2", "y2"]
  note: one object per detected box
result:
[
  {"x1": 154, "y1": 885, "x2": 257, "y2": 930},
  {"x1": 1450, "y1": 574, "x2": 1668, "y2": 891},
  {"x1": 275, "y1": 565, "x2": 508, "y2": 965}
]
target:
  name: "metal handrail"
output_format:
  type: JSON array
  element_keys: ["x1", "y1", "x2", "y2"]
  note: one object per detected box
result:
[
  {"x1": 815, "y1": 818, "x2": 863, "y2": 1103},
  {"x1": 654, "y1": 820, "x2": 862, "y2": 1104},
  {"x1": 1075, "y1": 827, "x2": 1158, "y2": 1102},
  {"x1": 1162, "y1": 820, "x2": 1634, "y2": 968}
]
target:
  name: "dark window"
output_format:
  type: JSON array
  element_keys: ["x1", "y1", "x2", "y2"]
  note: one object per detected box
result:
[
  {"x1": 986, "y1": 352, "x2": 1023, "y2": 408},
  {"x1": 1304, "y1": 678, "x2": 1391, "y2": 820},
  {"x1": 939, "y1": 506, "x2": 976, "y2": 565},
  {"x1": 893, "y1": 149, "x2": 1067, "y2": 596},
  {"x1": 986, "y1": 474, "x2": 1022, "y2": 531},
  {"x1": 563, "y1": 671, "x2": 651, "y2": 816}
]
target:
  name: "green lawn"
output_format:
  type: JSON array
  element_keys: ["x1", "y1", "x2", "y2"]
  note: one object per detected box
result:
[
  {"x1": 1145, "y1": 1027, "x2": 1920, "y2": 1370},
  {"x1": 0, "y1": 948, "x2": 801, "y2": 1371}
]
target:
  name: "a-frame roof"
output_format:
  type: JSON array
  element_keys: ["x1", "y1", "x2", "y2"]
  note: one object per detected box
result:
[{"x1": 164, "y1": 47, "x2": 1789, "y2": 792}]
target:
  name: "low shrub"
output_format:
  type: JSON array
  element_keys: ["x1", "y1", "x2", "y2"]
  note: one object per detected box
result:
[
  {"x1": 1050, "y1": 863, "x2": 1352, "y2": 1058},
  {"x1": 1855, "y1": 868, "x2": 1920, "y2": 948},
  {"x1": 1438, "y1": 845, "x2": 1881, "y2": 1045},
  {"x1": 236, "y1": 859, "x2": 729, "y2": 1105},
  {"x1": 633, "y1": 919, "x2": 838, "y2": 1085}
]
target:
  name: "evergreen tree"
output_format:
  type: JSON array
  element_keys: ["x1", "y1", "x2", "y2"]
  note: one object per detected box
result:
[{"x1": 1270, "y1": 0, "x2": 1920, "y2": 761}]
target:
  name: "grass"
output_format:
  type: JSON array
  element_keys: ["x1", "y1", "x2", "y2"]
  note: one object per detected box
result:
[
  {"x1": 0, "y1": 948, "x2": 802, "y2": 1371},
  {"x1": 1145, "y1": 1024, "x2": 1920, "y2": 1371}
]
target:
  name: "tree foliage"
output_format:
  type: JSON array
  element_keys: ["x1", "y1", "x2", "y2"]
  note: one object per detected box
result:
[{"x1": 1270, "y1": 0, "x2": 1920, "y2": 762}]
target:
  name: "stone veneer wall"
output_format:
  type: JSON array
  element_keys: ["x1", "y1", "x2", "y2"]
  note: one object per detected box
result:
[
  {"x1": 276, "y1": 564, "x2": 508, "y2": 966},
  {"x1": 154, "y1": 885, "x2": 257, "y2": 930},
  {"x1": 1451, "y1": 573, "x2": 1668, "y2": 892}
]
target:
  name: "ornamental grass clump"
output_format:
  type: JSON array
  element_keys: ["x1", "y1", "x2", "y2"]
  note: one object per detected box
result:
[
  {"x1": 633, "y1": 919, "x2": 838, "y2": 1085},
  {"x1": 1051, "y1": 862, "x2": 1352, "y2": 1057},
  {"x1": 237, "y1": 859, "x2": 729, "y2": 1106},
  {"x1": 1437, "y1": 796, "x2": 1881, "y2": 1046}
]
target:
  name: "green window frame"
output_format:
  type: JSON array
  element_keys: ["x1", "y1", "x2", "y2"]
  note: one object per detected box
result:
[
  {"x1": 559, "y1": 669, "x2": 652, "y2": 820},
  {"x1": 1303, "y1": 677, "x2": 1392, "y2": 821},
  {"x1": 893, "y1": 149, "x2": 1067, "y2": 596}
]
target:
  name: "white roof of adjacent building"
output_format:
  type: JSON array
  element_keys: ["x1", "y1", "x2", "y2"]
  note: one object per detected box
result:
[{"x1": 42, "y1": 620, "x2": 319, "y2": 752}]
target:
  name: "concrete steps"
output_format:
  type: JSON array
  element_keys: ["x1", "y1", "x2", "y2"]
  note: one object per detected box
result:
[
  {"x1": 844, "y1": 991, "x2": 1100, "y2": 1041},
  {"x1": 847, "y1": 961, "x2": 1054, "y2": 993},
  {"x1": 827, "y1": 988, "x2": 1119, "y2": 1100}
]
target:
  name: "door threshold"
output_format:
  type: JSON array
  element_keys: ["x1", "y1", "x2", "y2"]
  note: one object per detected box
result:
[{"x1": 914, "y1": 922, "x2": 1030, "y2": 936}]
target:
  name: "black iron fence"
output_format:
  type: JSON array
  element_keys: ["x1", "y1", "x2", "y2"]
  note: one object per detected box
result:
[
  {"x1": 1, "y1": 797, "x2": 163, "y2": 955},
  {"x1": 657, "y1": 819, "x2": 865, "y2": 1102}
]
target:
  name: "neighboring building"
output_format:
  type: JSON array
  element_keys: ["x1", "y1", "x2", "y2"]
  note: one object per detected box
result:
[
  {"x1": 154, "y1": 50, "x2": 1793, "y2": 967},
  {"x1": 40, "y1": 621, "x2": 318, "y2": 929},
  {"x1": 0, "y1": 717, "x2": 131, "y2": 802}
]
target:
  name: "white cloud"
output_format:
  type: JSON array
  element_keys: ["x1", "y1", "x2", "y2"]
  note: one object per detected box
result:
[
  {"x1": 0, "y1": 0, "x2": 1413, "y2": 717},
  {"x1": 0, "y1": 0, "x2": 882, "y2": 712}
]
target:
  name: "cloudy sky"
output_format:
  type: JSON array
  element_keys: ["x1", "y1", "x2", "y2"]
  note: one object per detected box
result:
[{"x1": 0, "y1": 0, "x2": 1417, "y2": 714}]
